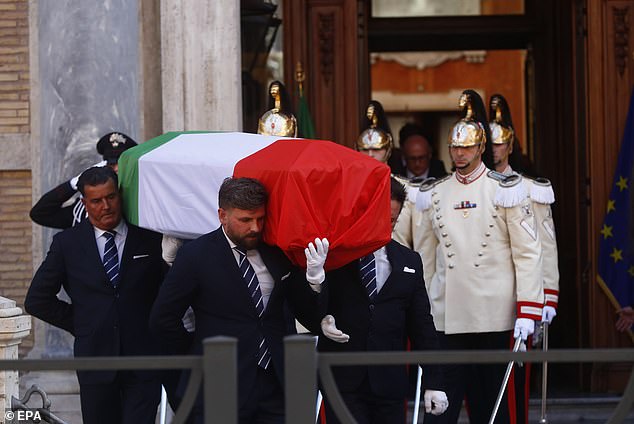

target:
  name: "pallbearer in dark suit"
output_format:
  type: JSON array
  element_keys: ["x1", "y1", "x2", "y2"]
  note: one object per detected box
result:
[
  {"x1": 149, "y1": 177, "x2": 322, "y2": 424},
  {"x1": 311, "y1": 177, "x2": 448, "y2": 424},
  {"x1": 25, "y1": 166, "x2": 167, "y2": 424}
]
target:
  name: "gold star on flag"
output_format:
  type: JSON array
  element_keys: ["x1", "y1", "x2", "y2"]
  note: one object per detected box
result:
[
  {"x1": 600, "y1": 224, "x2": 613, "y2": 239},
  {"x1": 607, "y1": 199, "x2": 616, "y2": 213},
  {"x1": 629, "y1": 266, "x2": 634, "y2": 277},
  {"x1": 616, "y1": 176, "x2": 629, "y2": 192},
  {"x1": 610, "y1": 248, "x2": 623, "y2": 263}
]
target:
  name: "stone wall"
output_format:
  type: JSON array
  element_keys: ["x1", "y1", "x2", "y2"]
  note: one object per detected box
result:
[
  {"x1": 0, "y1": 0, "x2": 29, "y2": 134},
  {"x1": 0, "y1": 171, "x2": 32, "y2": 357},
  {"x1": 0, "y1": 0, "x2": 32, "y2": 358}
]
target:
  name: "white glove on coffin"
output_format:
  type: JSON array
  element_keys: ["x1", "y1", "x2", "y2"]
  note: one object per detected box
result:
[
  {"x1": 424, "y1": 390, "x2": 448, "y2": 415},
  {"x1": 541, "y1": 305, "x2": 557, "y2": 324},
  {"x1": 305, "y1": 238, "x2": 329, "y2": 289},
  {"x1": 320, "y1": 315, "x2": 349, "y2": 343},
  {"x1": 513, "y1": 317, "x2": 535, "y2": 341}
]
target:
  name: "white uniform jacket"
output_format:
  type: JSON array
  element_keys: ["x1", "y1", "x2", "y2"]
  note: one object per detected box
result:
[
  {"x1": 511, "y1": 170, "x2": 560, "y2": 310},
  {"x1": 416, "y1": 167, "x2": 544, "y2": 334}
]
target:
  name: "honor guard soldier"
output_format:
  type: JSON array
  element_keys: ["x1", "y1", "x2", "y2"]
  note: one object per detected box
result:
[
  {"x1": 489, "y1": 94, "x2": 559, "y2": 323},
  {"x1": 394, "y1": 90, "x2": 491, "y2": 252},
  {"x1": 258, "y1": 80, "x2": 297, "y2": 137},
  {"x1": 489, "y1": 93, "x2": 559, "y2": 424},
  {"x1": 30, "y1": 132, "x2": 137, "y2": 229},
  {"x1": 417, "y1": 91, "x2": 544, "y2": 424},
  {"x1": 356, "y1": 101, "x2": 421, "y2": 240}
]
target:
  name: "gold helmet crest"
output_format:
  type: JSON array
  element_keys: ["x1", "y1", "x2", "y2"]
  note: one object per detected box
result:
[{"x1": 489, "y1": 94, "x2": 515, "y2": 145}]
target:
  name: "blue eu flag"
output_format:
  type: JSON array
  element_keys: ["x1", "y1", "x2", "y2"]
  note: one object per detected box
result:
[{"x1": 597, "y1": 90, "x2": 634, "y2": 316}]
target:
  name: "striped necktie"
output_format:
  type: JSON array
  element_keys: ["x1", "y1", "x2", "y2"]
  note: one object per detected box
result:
[
  {"x1": 235, "y1": 247, "x2": 271, "y2": 369},
  {"x1": 359, "y1": 253, "x2": 377, "y2": 299},
  {"x1": 103, "y1": 231, "x2": 120, "y2": 287}
]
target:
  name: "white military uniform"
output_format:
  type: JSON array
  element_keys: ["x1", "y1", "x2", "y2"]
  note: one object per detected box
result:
[
  {"x1": 416, "y1": 162, "x2": 544, "y2": 334},
  {"x1": 393, "y1": 191, "x2": 418, "y2": 248},
  {"x1": 502, "y1": 165, "x2": 559, "y2": 311},
  {"x1": 392, "y1": 178, "x2": 421, "y2": 246}
]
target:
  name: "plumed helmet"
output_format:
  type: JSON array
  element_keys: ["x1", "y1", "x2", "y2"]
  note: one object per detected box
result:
[
  {"x1": 258, "y1": 80, "x2": 298, "y2": 137},
  {"x1": 96, "y1": 132, "x2": 138, "y2": 164},
  {"x1": 448, "y1": 90, "x2": 490, "y2": 148},
  {"x1": 356, "y1": 100, "x2": 393, "y2": 160},
  {"x1": 489, "y1": 94, "x2": 515, "y2": 145},
  {"x1": 448, "y1": 120, "x2": 486, "y2": 147}
]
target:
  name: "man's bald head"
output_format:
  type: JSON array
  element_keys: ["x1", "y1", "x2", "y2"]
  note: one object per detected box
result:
[{"x1": 402, "y1": 134, "x2": 433, "y2": 177}]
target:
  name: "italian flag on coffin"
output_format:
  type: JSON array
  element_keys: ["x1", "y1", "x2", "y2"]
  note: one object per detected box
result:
[{"x1": 118, "y1": 132, "x2": 391, "y2": 270}]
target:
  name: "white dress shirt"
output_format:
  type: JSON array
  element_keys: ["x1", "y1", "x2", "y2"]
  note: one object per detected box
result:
[
  {"x1": 369, "y1": 246, "x2": 392, "y2": 293},
  {"x1": 94, "y1": 221, "x2": 128, "y2": 264},
  {"x1": 407, "y1": 168, "x2": 429, "y2": 180},
  {"x1": 223, "y1": 228, "x2": 275, "y2": 309}
]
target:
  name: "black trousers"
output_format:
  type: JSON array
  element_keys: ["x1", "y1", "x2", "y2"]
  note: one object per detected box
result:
[
  {"x1": 423, "y1": 331, "x2": 515, "y2": 424},
  {"x1": 324, "y1": 374, "x2": 405, "y2": 424},
  {"x1": 79, "y1": 371, "x2": 161, "y2": 424}
]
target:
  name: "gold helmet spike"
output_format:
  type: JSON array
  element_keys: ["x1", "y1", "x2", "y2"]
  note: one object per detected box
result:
[
  {"x1": 449, "y1": 91, "x2": 486, "y2": 147},
  {"x1": 258, "y1": 81, "x2": 298, "y2": 137},
  {"x1": 356, "y1": 101, "x2": 393, "y2": 160}
]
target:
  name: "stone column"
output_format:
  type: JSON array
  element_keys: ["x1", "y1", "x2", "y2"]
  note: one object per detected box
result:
[
  {"x1": 161, "y1": 0, "x2": 243, "y2": 131},
  {"x1": 0, "y1": 297, "x2": 31, "y2": 419}
]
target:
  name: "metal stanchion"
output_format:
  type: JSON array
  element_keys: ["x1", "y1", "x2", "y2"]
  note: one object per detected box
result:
[
  {"x1": 159, "y1": 386, "x2": 167, "y2": 424},
  {"x1": 539, "y1": 322, "x2": 549, "y2": 424},
  {"x1": 412, "y1": 366, "x2": 423, "y2": 424}
]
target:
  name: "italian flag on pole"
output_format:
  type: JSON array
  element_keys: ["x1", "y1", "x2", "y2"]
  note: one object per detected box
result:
[{"x1": 117, "y1": 131, "x2": 392, "y2": 270}]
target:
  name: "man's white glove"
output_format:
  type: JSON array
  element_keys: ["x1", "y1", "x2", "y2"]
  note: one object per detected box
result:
[
  {"x1": 513, "y1": 318, "x2": 535, "y2": 341},
  {"x1": 162, "y1": 235, "x2": 184, "y2": 266},
  {"x1": 305, "y1": 238, "x2": 329, "y2": 290},
  {"x1": 541, "y1": 305, "x2": 557, "y2": 324},
  {"x1": 320, "y1": 315, "x2": 349, "y2": 343},
  {"x1": 182, "y1": 307, "x2": 195, "y2": 333},
  {"x1": 423, "y1": 390, "x2": 448, "y2": 415},
  {"x1": 70, "y1": 160, "x2": 108, "y2": 190}
]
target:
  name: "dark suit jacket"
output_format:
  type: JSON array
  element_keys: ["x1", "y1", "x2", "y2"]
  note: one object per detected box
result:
[
  {"x1": 149, "y1": 228, "x2": 321, "y2": 408},
  {"x1": 318, "y1": 240, "x2": 441, "y2": 399},
  {"x1": 429, "y1": 158, "x2": 448, "y2": 178},
  {"x1": 25, "y1": 220, "x2": 167, "y2": 385}
]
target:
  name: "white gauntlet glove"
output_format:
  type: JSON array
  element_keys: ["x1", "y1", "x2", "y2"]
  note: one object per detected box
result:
[
  {"x1": 541, "y1": 305, "x2": 557, "y2": 324},
  {"x1": 305, "y1": 238, "x2": 329, "y2": 291},
  {"x1": 424, "y1": 390, "x2": 448, "y2": 415},
  {"x1": 513, "y1": 318, "x2": 535, "y2": 341},
  {"x1": 320, "y1": 315, "x2": 349, "y2": 343},
  {"x1": 70, "y1": 160, "x2": 108, "y2": 190}
]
